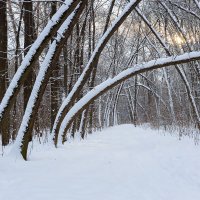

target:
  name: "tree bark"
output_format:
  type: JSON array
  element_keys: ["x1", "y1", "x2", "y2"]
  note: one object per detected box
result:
[
  {"x1": 23, "y1": 0, "x2": 35, "y2": 110},
  {"x1": 0, "y1": 0, "x2": 9, "y2": 145}
]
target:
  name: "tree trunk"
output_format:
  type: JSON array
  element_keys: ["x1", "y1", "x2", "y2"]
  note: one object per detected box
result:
[
  {"x1": 50, "y1": 2, "x2": 59, "y2": 130},
  {"x1": 23, "y1": 0, "x2": 35, "y2": 110},
  {"x1": 0, "y1": 0, "x2": 9, "y2": 145}
]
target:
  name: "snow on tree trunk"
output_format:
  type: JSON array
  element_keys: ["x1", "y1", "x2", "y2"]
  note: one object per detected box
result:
[
  {"x1": 10, "y1": 3, "x2": 85, "y2": 160},
  {"x1": 0, "y1": 0, "x2": 80, "y2": 124}
]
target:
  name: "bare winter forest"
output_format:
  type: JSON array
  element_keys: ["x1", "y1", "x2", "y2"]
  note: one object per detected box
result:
[{"x1": 1, "y1": 0, "x2": 200, "y2": 160}]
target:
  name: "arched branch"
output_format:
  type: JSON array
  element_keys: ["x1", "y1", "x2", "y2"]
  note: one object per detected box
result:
[{"x1": 57, "y1": 51, "x2": 200, "y2": 144}]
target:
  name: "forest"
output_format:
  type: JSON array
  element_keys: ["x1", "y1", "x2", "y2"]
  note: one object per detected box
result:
[
  {"x1": 1, "y1": 1, "x2": 200, "y2": 199},
  {"x1": 0, "y1": 0, "x2": 200, "y2": 162}
]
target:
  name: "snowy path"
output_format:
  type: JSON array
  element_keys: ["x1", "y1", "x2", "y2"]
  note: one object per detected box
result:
[{"x1": 1, "y1": 125, "x2": 200, "y2": 200}]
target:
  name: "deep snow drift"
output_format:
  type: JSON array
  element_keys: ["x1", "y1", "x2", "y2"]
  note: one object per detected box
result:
[{"x1": 0, "y1": 124, "x2": 200, "y2": 200}]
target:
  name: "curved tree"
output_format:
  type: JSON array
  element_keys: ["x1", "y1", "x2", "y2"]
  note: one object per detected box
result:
[{"x1": 58, "y1": 51, "x2": 200, "y2": 143}]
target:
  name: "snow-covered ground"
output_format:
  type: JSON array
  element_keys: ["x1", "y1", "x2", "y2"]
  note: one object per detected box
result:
[{"x1": 0, "y1": 124, "x2": 200, "y2": 200}]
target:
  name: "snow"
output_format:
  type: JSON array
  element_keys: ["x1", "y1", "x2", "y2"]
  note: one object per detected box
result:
[{"x1": 1, "y1": 125, "x2": 200, "y2": 200}]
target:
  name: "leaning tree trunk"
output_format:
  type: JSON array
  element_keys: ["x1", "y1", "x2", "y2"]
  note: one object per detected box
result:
[
  {"x1": 13, "y1": 1, "x2": 86, "y2": 160},
  {"x1": 0, "y1": 0, "x2": 81, "y2": 125}
]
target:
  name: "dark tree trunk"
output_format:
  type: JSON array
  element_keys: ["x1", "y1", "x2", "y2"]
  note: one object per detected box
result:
[
  {"x1": 0, "y1": 0, "x2": 9, "y2": 145},
  {"x1": 22, "y1": 0, "x2": 36, "y2": 144},
  {"x1": 50, "y1": 2, "x2": 59, "y2": 130},
  {"x1": 23, "y1": 0, "x2": 35, "y2": 110}
]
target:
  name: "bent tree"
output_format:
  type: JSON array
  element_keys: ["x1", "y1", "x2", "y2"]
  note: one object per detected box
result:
[
  {"x1": 58, "y1": 51, "x2": 200, "y2": 143},
  {"x1": 1, "y1": 0, "x2": 200, "y2": 160}
]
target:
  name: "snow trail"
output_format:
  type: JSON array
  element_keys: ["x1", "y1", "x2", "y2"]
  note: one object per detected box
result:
[{"x1": 1, "y1": 125, "x2": 200, "y2": 200}]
